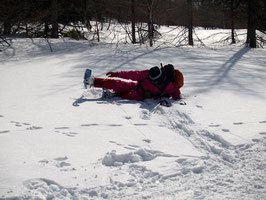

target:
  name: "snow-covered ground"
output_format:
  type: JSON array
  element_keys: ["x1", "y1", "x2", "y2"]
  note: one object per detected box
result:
[{"x1": 0, "y1": 31, "x2": 266, "y2": 200}]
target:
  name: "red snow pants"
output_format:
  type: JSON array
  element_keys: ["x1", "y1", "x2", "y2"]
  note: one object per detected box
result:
[{"x1": 93, "y1": 78, "x2": 142, "y2": 100}]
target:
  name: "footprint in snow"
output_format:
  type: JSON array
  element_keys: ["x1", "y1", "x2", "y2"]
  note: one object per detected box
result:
[
  {"x1": 57, "y1": 162, "x2": 71, "y2": 168},
  {"x1": 10, "y1": 121, "x2": 22, "y2": 127},
  {"x1": 68, "y1": 132, "x2": 78, "y2": 136},
  {"x1": 208, "y1": 124, "x2": 220, "y2": 127},
  {"x1": 80, "y1": 123, "x2": 99, "y2": 127},
  {"x1": 143, "y1": 139, "x2": 151, "y2": 143},
  {"x1": 54, "y1": 127, "x2": 69, "y2": 130},
  {"x1": 259, "y1": 132, "x2": 266, "y2": 135},
  {"x1": 222, "y1": 129, "x2": 230, "y2": 133},
  {"x1": 259, "y1": 121, "x2": 266, "y2": 124},
  {"x1": 39, "y1": 159, "x2": 49, "y2": 164},
  {"x1": 11, "y1": 121, "x2": 31, "y2": 126},
  {"x1": 128, "y1": 144, "x2": 141, "y2": 148},
  {"x1": 0, "y1": 115, "x2": 4, "y2": 117},
  {"x1": 107, "y1": 124, "x2": 123, "y2": 127},
  {"x1": 134, "y1": 123, "x2": 148, "y2": 126},
  {"x1": 233, "y1": 122, "x2": 244, "y2": 125},
  {"x1": 109, "y1": 141, "x2": 123, "y2": 146},
  {"x1": 56, "y1": 131, "x2": 78, "y2": 137},
  {"x1": 39, "y1": 157, "x2": 74, "y2": 171},
  {"x1": 124, "y1": 116, "x2": 132, "y2": 120},
  {"x1": 54, "y1": 156, "x2": 68, "y2": 161},
  {"x1": 54, "y1": 156, "x2": 73, "y2": 169},
  {"x1": 10, "y1": 121, "x2": 42, "y2": 130},
  {"x1": 26, "y1": 126, "x2": 43, "y2": 130},
  {"x1": 0, "y1": 130, "x2": 10, "y2": 134},
  {"x1": 196, "y1": 105, "x2": 203, "y2": 109}
]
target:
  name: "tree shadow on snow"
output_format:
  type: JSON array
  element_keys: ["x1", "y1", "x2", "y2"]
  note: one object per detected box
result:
[
  {"x1": 209, "y1": 47, "x2": 250, "y2": 86},
  {"x1": 191, "y1": 47, "x2": 260, "y2": 96}
]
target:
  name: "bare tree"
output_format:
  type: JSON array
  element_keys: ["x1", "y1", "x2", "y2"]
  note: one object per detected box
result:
[
  {"x1": 221, "y1": 0, "x2": 241, "y2": 44},
  {"x1": 0, "y1": 0, "x2": 20, "y2": 35},
  {"x1": 229, "y1": 0, "x2": 236, "y2": 43},
  {"x1": 51, "y1": 0, "x2": 59, "y2": 38},
  {"x1": 147, "y1": 0, "x2": 154, "y2": 47},
  {"x1": 246, "y1": 0, "x2": 256, "y2": 47},
  {"x1": 83, "y1": 0, "x2": 92, "y2": 31},
  {"x1": 187, "y1": 0, "x2": 193, "y2": 46},
  {"x1": 0, "y1": 36, "x2": 11, "y2": 48},
  {"x1": 131, "y1": 0, "x2": 137, "y2": 44}
]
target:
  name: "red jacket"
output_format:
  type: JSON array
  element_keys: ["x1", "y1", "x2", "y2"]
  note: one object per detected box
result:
[{"x1": 112, "y1": 70, "x2": 181, "y2": 101}]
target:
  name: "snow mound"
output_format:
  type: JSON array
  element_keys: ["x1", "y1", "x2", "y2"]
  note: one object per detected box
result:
[
  {"x1": 23, "y1": 179, "x2": 73, "y2": 200},
  {"x1": 23, "y1": 179, "x2": 108, "y2": 199},
  {"x1": 102, "y1": 149, "x2": 157, "y2": 167}
]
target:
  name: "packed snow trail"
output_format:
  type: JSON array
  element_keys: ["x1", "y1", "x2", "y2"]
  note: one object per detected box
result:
[
  {"x1": 7, "y1": 89, "x2": 265, "y2": 200},
  {"x1": 13, "y1": 89, "x2": 265, "y2": 200}
]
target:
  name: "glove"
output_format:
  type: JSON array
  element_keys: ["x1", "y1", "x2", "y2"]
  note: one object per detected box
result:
[{"x1": 106, "y1": 72, "x2": 117, "y2": 77}]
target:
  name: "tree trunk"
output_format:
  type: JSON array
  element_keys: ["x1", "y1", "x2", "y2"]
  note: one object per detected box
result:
[
  {"x1": 187, "y1": 0, "x2": 193, "y2": 46},
  {"x1": 51, "y1": 0, "x2": 58, "y2": 38},
  {"x1": 96, "y1": 20, "x2": 100, "y2": 42},
  {"x1": 246, "y1": 0, "x2": 256, "y2": 48},
  {"x1": 3, "y1": 21, "x2": 12, "y2": 35},
  {"x1": 44, "y1": 21, "x2": 50, "y2": 37},
  {"x1": 131, "y1": 0, "x2": 136, "y2": 44},
  {"x1": 147, "y1": 0, "x2": 154, "y2": 47},
  {"x1": 231, "y1": 0, "x2": 236, "y2": 44},
  {"x1": 84, "y1": 0, "x2": 92, "y2": 31},
  {"x1": 24, "y1": 0, "x2": 30, "y2": 37}
]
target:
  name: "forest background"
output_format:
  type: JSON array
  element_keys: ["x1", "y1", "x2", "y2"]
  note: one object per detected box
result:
[{"x1": 0, "y1": 0, "x2": 266, "y2": 48}]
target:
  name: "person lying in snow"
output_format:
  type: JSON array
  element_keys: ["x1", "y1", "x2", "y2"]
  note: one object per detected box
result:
[{"x1": 84, "y1": 64, "x2": 184, "y2": 101}]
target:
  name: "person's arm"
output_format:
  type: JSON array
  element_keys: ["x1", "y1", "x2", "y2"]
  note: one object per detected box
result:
[{"x1": 107, "y1": 70, "x2": 149, "y2": 81}]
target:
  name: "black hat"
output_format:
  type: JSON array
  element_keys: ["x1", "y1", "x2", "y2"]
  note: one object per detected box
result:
[{"x1": 149, "y1": 66, "x2": 162, "y2": 81}]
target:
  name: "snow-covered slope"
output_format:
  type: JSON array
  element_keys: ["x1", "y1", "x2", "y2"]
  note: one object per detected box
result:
[{"x1": 0, "y1": 37, "x2": 266, "y2": 199}]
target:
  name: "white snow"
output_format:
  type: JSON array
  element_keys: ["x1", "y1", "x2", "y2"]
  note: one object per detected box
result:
[{"x1": 0, "y1": 29, "x2": 266, "y2": 199}]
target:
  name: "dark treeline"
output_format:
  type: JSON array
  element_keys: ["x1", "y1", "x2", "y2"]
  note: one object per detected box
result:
[{"x1": 0, "y1": 0, "x2": 265, "y2": 48}]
